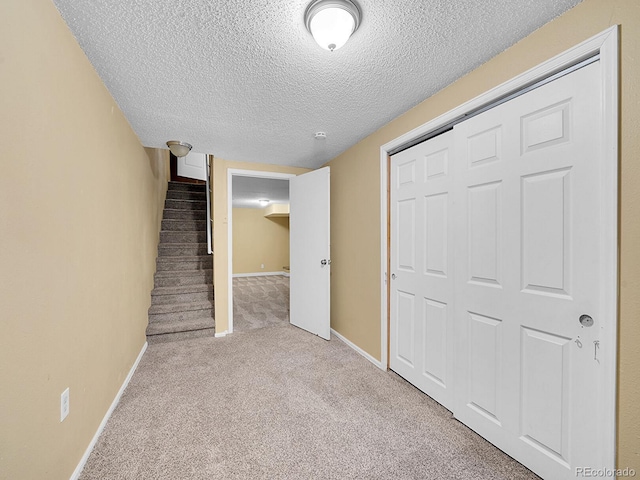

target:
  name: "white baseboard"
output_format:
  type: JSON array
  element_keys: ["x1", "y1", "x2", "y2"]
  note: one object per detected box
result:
[
  {"x1": 232, "y1": 271, "x2": 287, "y2": 278},
  {"x1": 70, "y1": 341, "x2": 147, "y2": 480},
  {"x1": 330, "y1": 329, "x2": 386, "y2": 371},
  {"x1": 215, "y1": 330, "x2": 228, "y2": 337}
]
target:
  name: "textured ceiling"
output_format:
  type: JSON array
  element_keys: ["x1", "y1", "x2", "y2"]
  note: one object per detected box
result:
[
  {"x1": 232, "y1": 177, "x2": 289, "y2": 208},
  {"x1": 52, "y1": 0, "x2": 581, "y2": 169}
]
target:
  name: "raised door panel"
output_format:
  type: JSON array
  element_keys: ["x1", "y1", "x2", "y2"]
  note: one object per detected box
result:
[
  {"x1": 520, "y1": 328, "x2": 571, "y2": 466},
  {"x1": 424, "y1": 193, "x2": 448, "y2": 277},
  {"x1": 423, "y1": 298, "x2": 448, "y2": 386},
  {"x1": 397, "y1": 199, "x2": 416, "y2": 273},
  {"x1": 395, "y1": 291, "x2": 416, "y2": 367},
  {"x1": 521, "y1": 168, "x2": 571, "y2": 297},
  {"x1": 468, "y1": 181, "x2": 502, "y2": 287},
  {"x1": 467, "y1": 312, "x2": 503, "y2": 425},
  {"x1": 521, "y1": 100, "x2": 571, "y2": 154},
  {"x1": 468, "y1": 126, "x2": 502, "y2": 168}
]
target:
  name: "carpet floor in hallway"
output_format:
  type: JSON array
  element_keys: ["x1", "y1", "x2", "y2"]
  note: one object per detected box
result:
[{"x1": 78, "y1": 322, "x2": 538, "y2": 479}]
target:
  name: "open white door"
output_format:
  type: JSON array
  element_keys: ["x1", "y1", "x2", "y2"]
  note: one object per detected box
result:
[
  {"x1": 289, "y1": 167, "x2": 330, "y2": 340},
  {"x1": 177, "y1": 151, "x2": 207, "y2": 181}
]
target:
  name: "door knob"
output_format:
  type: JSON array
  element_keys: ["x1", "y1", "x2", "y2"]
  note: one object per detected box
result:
[
  {"x1": 391, "y1": 273, "x2": 396, "y2": 280},
  {"x1": 321, "y1": 259, "x2": 331, "y2": 266}
]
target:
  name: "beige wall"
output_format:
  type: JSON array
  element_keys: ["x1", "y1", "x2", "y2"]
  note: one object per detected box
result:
[
  {"x1": 0, "y1": 1, "x2": 169, "y2": 479},
  {"x1": 232, "y1": 208, "x2": 290, "y2": 274},
  {"x1": 327, "y1": 0, "x2": 639, "y2": 469},
  {"x1": 213, "y1": 159, "x2": 309, "y2": 333}
]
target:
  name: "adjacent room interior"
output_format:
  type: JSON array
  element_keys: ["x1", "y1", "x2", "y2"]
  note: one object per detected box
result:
[{"x1": 231, "y1": 175, "x2": 291, "y2": 333}]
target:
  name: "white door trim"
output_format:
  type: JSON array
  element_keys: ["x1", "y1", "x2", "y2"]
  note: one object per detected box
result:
[
  {"x1": 227, "y1": 169, "x2": 296, "y2": 334},
  {"x1": 379, "y1": 26, "x2": 618, "y2": 467}
]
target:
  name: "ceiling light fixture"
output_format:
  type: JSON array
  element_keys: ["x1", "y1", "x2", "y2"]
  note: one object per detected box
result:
[
  {"x1": 304, "y1": 0, "x2": 361, "y2": 52},
  {"x1": 258, "y1": 199, "x2": 270, "y2": 207},
  {"x1": 166, "y1": 140, "x2": 193, "y2": 157}
]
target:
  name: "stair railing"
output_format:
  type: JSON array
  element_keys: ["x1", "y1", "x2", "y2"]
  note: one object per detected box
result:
[{"x1": 206, "y1": 156, "x2": 213, "y2": 255}]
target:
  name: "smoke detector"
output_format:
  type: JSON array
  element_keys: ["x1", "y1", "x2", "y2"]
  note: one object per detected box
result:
[{"x1": 314, "y1": 132, "x2": 327, "y2": 140}]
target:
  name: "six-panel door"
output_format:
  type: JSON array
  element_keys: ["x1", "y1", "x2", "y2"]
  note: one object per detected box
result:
[
  {"x1": 390, "y1": 61, "x2": 605, "y2": 479},
  {"x1": 390, "y1": 131, "x2": 456, "y2": 410}
]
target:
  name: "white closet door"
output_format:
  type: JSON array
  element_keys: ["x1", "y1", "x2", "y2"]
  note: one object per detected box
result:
[
  {"x1": 390, "y1": 130, "x2": 455, "y2": 410},
  {"x1": 452, "y1": 61, "x2": 604, "y2": 479},
  {"x1": 390, "y1": 60, "x2": 608, "y2": 479}
]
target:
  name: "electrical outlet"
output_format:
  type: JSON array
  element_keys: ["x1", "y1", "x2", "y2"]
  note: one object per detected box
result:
[
  {"x1": 261, "y1": 264, "x2": 264, "y2": 269},
  {"x1": 60, "y1": 388, "x2": 69, "y2": 422}
]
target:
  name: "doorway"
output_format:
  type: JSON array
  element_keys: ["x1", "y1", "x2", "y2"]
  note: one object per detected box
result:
[
  {"x1": 228, "y1": 171, "x2": 295, "y2": 334},
  {"x1": 226, "y1": 167, "x2": 332, "y2": 338}
]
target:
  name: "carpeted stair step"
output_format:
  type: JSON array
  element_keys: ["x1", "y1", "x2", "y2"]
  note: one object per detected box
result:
[
  {"x1": 156, "y1": 255, "x2": 211, "y2": 271},
  {"x1": 148, "y1": 299, "x2": 214, "y2": 316},
  {"x1": 148, "y1": 308, "x2": 214, "y2": 328},
  {"x1": 164, "y1": 198, "x2": 207, "y2": 210},
  {"x1": 152, "y1": 284, "x2": 212, "y2": 295},
  {"x1": 146, "y1": 327, "x2": 215, "y2": 345},
  {"x1": 161, "y1": 219, "x2": 207, "y2": 231},
  {"x1": 147, "y1": 310, "x2": 214, "y2": 335},
  {"x1": 167, "y1": 181, "x2": 206, "y2": 192},
  {"x1": 163, "y1": 208, "x2": 206, "y2": 220},
  {"x1": 154, "y1": 269, "x2": 213, "y2": 287},
  {"x1": 151, "y1": 285, "x2": 213, "y2": 305},
  {"x1": 160, "y1": 230, "x2": 207, "y2": 243},
  {"x1": 158, "y1": 242, "x2": 208, "y2": 256},
  {"x1": 166, "y1": 190, "x2": 207, "y2": 201}
]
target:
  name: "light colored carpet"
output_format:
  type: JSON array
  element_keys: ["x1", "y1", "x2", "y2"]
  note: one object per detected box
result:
[
  {"x1": 232, "y1": 275, "x2": 289, "y2": 333},
  {"x1": 79, "y1": 324, "x2": 538, "y2": 479}
]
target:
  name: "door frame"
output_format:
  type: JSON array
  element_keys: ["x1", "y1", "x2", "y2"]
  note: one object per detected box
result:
[
  {"x1": 227, "y1": 169, "x2": 296, "y2": 334},
  {"x1": 379, "y1": 26, "x2": 618, "y2": 467}
]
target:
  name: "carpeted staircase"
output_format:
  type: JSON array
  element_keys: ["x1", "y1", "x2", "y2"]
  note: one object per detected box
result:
[{"x1": 146, "y1": 181, "x2": 214, "y2": 344}]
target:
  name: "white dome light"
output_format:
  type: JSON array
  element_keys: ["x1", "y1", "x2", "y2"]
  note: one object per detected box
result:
[
  {"x1": 166, "y1": 140, "x2": 192, "y2": 157},
  {"x1": 304, "y1": 0, "x2": 361, "y2": 52}
]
